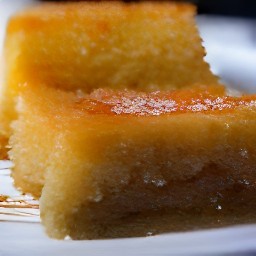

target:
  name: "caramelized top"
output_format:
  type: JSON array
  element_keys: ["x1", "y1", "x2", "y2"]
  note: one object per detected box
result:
[{"x1": 72, "y1": 86, "x2": 256, "y2": 116}]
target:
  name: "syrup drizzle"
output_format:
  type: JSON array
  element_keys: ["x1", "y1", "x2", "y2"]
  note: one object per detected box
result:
[
  {"x1": 76, "y1": 88, "x2": 256, "y2": 116},
  {"x1": 0, "y1": 164, "x2": 40, "y2": 221},
  {"x1": 0, "y1": 195, "x2": 39, "y2": 209}
]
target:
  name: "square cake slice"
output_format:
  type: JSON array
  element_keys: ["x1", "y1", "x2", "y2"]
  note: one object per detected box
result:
[
  {"x1": 10, "y1": 85, "x2": 256, "y2": 239},
  {"x1": 1, "y1": 1, "x2": 219, "y2": 141}
]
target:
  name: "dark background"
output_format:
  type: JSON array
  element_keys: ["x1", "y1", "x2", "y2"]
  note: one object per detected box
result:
[
  {"x1": 40, "y1": 0, "x2": 256, "y2": 18},
  {"x1": 192, "y1": 0, "x2": 256, "y2": 18}
]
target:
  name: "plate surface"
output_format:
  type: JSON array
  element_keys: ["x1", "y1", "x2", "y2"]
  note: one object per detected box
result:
[{"x1": 0, "y1": 1, "x2": 256, "y2": 255}]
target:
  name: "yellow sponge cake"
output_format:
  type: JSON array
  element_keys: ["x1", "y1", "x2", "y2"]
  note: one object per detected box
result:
[
  {"x1": 9, "y1": 85, "x2": 256, "y2": 239},
  {"x1": 1, "y1": 1, "x2": 219, "y2": 143}
]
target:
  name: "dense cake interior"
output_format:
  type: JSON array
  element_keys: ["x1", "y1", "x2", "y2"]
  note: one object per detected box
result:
[
  {"x1": 8, "y1": 85, "x2": 256, "y2": 239},
  {"x1": 11, "y1": 85, "x2": 225, "y2": 196},
  {"x1": 10, "y1": 85, "x2": 256, "y2": 198},
  {"x1": 42, "y1": 160, "x2": 256, "y2": 239}
]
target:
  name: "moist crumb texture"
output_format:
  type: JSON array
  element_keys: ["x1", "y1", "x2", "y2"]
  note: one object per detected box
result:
[{"x1": 9, "y1": 85, "x2": 256, "y2": 239}]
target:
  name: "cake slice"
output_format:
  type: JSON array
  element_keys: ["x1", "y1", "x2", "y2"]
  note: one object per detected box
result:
[
  {"x1": 9, "y1": 85, "x2": 226, "y2": 198},
  {"x1": 1, "y1": 1, "x2": 219, "y2": 142},
  {"x1": 9, "y1": 85, "x2": 256, "y2": 239}
]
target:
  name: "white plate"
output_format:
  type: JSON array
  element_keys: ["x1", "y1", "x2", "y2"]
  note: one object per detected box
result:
[{"x1": 0, "y1": 1, "x2": 256, "y2": 255}]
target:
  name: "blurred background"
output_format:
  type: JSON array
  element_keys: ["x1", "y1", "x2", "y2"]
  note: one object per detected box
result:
[{"x1": 184, "y1": 0, "x2": 256, "y2": 18}]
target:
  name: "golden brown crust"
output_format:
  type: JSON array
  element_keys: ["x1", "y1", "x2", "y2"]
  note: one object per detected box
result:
[{"x1": 76, "y1": 86, "x2": 256, "y2": 116}]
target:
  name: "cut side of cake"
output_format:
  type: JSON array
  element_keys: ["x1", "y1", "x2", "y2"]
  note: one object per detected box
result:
[
  {"x1": 1, "y1": 1, "x2": 220, "y2": 144},
  {"x1": 9, "y1": 85, "x2": 226, "y2": 198},
  {"x1": 9, "y1": 85, "x2": 256, "y2": 239}
]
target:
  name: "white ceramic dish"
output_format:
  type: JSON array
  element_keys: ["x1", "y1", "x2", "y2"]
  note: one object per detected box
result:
[{"x1": 0, "y1": 1, "x2": 256, "y2": 255}]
